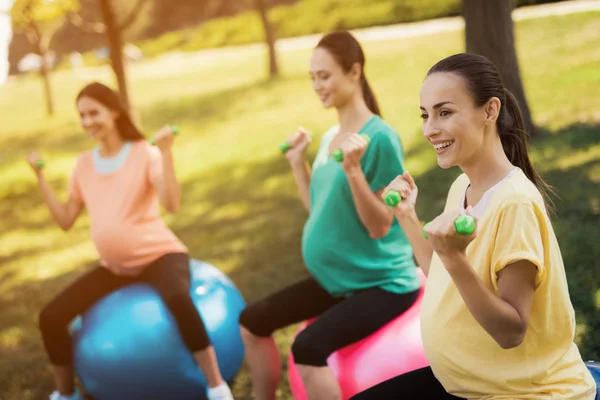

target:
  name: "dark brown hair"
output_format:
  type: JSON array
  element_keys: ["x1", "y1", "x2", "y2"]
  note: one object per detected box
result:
[
  {"x1": 317, "y1": 31, "x2": 381, "y2": 116},
  {"x1": 76, "y1": 82, "x2": 144, "y2": 141},
  {"x1": 427, "y1": 53, "x2": 554, "y2": 212}
]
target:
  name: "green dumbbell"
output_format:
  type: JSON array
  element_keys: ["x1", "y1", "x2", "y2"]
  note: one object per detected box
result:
[
  {"x1": 332, "y1": 133, "x2": 370, "y2": 162},
  {"x1": 279, "y1": 142, "x2": 292, "y2": 153},
  {"x1": 422, "y1": 214, "x2": 476, "y2": 239},
  {"x1": 36, "y1": 159, "x2": 45, "y2": 169},
  {"x1": 384, "y1": 190, "x2": 402, "y2": 207},
  {"x1": 279, "y1": 131, "x2": 313, "y2": 154},
  {"x1": 150, "y1": 125, "x2": 179, "y2": 146}
]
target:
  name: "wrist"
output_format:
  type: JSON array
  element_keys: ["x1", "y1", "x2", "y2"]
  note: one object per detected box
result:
[
  {"x1": 343, "y1": 165, "x2": 364, "y2": 179},
  {"x1": 289, "y1": 158, "x2": 307, "y2": 170},
  {"x1": 438, "y1": 250, "x2": 469, "y2": 270},
  {"x1": 395, "y1": 203, "x2": 418, "y2": 221}
]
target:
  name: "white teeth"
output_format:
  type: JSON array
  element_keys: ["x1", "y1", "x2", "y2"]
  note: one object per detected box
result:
[{"x1": 434, "y1": 141, "x2": 453, "y2": 150}]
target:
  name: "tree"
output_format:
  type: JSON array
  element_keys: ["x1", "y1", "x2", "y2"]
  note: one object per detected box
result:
[
  {"x1": 10, "y1": 0, "x2": 77, "y2": 115},
  {"x1": 69, "y1": 0, "x2": 149, "y2": 112},
  {"x1": 255, "y1": 0, "x2": 278, "y2": 78},
  {"x1": 463, "y1": 0, "x2": 536, "y2": 136}
]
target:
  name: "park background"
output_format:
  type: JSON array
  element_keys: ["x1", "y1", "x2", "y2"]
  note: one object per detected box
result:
[{"x1": 1, "y1": 0, "x2": 599, "y2": 398}]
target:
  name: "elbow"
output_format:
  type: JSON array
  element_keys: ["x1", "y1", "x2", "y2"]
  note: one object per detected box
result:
[
  {"x1": 367, "y1": 219, "x2": 393, "y2": 239},
  {"x1": 59, "y1": 221, "x2": 73, "y2": 232},
  {"x1": 164, "y1": 204, "x2": 180, "y2": 214},
  {"x1": 164, "y1": 201, "x2": 181, "y2": 214},
  {"x1": 496, "y1": 328, "x2": 527, "y2": 350}
]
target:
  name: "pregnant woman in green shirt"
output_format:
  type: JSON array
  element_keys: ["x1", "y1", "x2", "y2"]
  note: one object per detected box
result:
[{"x1": 239, "y1": 31, "x2": 421, "y2": 400}]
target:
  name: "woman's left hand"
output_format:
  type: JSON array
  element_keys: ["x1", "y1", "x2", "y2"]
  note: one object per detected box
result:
[
  {"x1": 152, "y1": 125, "x2": 176, "y2": 153},
  {"x1": 339, "y1": 133, "x2": 369, "y2": 174},
  {"x1": 424, "y1": 207, "x2": 478, "y2": 259}
]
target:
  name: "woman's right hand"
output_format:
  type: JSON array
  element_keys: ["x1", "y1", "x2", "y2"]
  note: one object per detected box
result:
[
  {"x1": 382, "y1": 171, "x2": 419, "y2": 218},
  {"x1": 284, "y1": 126, "x2": 312, "y2": 166},
  {"x1": 27, "y1": 152, "x2": 44, "y2": 177}
]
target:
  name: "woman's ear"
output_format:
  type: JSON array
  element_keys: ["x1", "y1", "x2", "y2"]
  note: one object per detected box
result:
[
  {"x1": 350, "y1": 62, "x2": 362, "y2": 82},
  {"x1": 483, "y1": 97, "x2": 501, "y2": 125}
]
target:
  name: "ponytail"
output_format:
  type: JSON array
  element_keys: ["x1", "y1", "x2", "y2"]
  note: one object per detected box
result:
[
  {"x1": 500, "y1": 88, "x2": 555, "y2": 214},
  {"x1": 115, "y1": 112, "x2": 145, "y2": 141},
  {"x1": 361, "y1": 76, "x2": 382, "y2": 117}
]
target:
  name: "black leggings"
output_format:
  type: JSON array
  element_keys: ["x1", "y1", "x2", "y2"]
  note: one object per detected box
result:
[
  {"x1": 350, "y1": 367, "x2": 463, "y2": 399},
  {"x1": 239, "y1": 275, "x2": 419, "y2": 367},
  {"x1": 39, "y1": 253, "x2": 210, "y2": 365}
]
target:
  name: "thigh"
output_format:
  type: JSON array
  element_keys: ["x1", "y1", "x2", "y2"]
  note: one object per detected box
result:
[
  {"x1": 298, "y1": 287, "x2": 419, "y2": 354},
  {"x1": 140, "y1": 253, "x2": 191, "y2": 298},
  {"x1": 350, "y1": 367, "x2": 462, "y2": 400},
  {"x1": 42, "y1": 265, "x2": 130, "y2": 324},
  {"x1": 240, "y1": 276, "x2": 343, "y2": 337}
]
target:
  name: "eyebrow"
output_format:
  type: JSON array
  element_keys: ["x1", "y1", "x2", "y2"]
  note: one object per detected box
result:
[{"x1": 419, "y1": 101, "x2": 454, "y2": 111}]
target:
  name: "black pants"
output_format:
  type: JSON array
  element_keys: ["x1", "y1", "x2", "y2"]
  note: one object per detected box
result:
[
  {"x1": 350, "y1": 367, "x2": 464, "y2": 399},
  {"x1": 39, "y1": 253, "x2": 210, "y2": 365},
  {"x1": 239, "y1": 276, "x2": 419, "y2": 367}
]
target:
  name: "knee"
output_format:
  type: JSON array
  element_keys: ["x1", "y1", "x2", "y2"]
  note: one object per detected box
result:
[{"x1": 291, "y1": 330, "x2": 329, "y2": 367}]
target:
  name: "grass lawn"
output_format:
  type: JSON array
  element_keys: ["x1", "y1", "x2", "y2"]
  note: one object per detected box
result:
[{"x1": 1, "y1": 10, "x2": 599, "y2": 400}]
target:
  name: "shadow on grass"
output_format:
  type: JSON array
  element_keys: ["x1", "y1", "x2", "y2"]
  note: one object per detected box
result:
[{"x1": 1, "y1": 107, "x2": 597, "y2": 400}]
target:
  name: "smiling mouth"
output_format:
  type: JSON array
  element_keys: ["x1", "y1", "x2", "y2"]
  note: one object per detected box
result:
[{"x1": 434, "y1": 140, "x2": 454, "y2": 153}]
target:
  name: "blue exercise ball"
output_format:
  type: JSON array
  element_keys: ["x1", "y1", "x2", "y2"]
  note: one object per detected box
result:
[
  {"x1": 69, "y1": 259, "x2": 246, "y2": 400},
  {"x1": 586, "y1": 362, "x2": 600, "y2": 400}
]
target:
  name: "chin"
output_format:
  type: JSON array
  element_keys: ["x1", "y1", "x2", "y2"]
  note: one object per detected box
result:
[{"x1": 436, "y1": 156, "x2": 457, "y2": 170}]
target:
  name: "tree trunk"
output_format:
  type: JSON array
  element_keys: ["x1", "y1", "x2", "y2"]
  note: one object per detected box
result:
[
  {"x1": 463, "y1": 0, "x2": 536, "y2": 136},
  {"x1": 256, "y1": 0, "x2": 278, "y2": 78},
  {"x1": 30, "y1": 21, "x2": 54, "y2": 116},
  {"x1": 39, "y1": 55, "x2": 54, "y2": 116},
  {"x1": 98, "y1": 0, "x2": 131, "y2": 111}
]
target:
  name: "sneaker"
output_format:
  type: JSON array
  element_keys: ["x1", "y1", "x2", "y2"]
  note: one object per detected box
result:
[
  {"x1": 206, "y1": 382, "x2": 234, "y2": 400},
  {"x1": 49, "y1": 387, "x2": 82, "y2": 400}
]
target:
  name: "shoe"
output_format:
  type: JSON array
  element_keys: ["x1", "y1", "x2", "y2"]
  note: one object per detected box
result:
[
  {"x1": 206, "y1": 382, "x2": 234, "y2": 400},
  {"x1": 49, "y1": 387, "x2": 82, "y2": 400}
]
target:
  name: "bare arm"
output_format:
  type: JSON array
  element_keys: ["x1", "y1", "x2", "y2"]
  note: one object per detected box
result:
[
  {"x1": 152, "y1": 150, "x2": 181, "y2": 213},
  {"x1": 151, "y1": 126, "x2": 181, "y2": 213},
  {"x1": 442, "y1": 255, "x2": 537, "y2": 349},
  {"x1": 395, "y1": 208, "x2": 434, "y2": 273},
  {"x1": 283, "y1": 127, "x2": 312, "y2": 213},
  {"x1": 383, "y1": 172, "x2": 434, "y2": 272},
  {"x1": 290, "y1": 160, "x2": 311, "y2": 212},
  {"x1": 345, "y1": 170, "x2": 393, "y2": 239},
  {"x1": 38, "y1": 176, "x2": 83, "y2": 230}
]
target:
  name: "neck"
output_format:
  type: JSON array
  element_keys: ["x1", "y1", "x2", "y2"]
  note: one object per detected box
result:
[
  {"x1": 461, "y1": 129, "x2": 515, "y2": 191},
  {"x1": 98, "y1": 131, "x2": 125, "y2": 157},
  {"x1": 336, "y1": 92, "x2": 374, "y2": 133}
]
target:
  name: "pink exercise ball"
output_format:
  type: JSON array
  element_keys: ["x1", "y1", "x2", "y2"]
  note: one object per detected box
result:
[{"x1": 287, "y1": 269, "x2": 428, "y2": 399}]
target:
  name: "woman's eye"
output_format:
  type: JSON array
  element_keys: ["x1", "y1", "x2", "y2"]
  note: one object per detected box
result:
[
  {"x1": 440, "y1": 110, "x2": 451, "y2": 117},
  {"x1": 420, "y1": 114, "x2": 428, "y2": 120}
]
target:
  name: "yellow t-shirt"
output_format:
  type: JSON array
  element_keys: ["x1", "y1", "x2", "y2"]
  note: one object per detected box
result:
[{"x1": 420, "y1": 169, "x2": 596, "y2": 399}]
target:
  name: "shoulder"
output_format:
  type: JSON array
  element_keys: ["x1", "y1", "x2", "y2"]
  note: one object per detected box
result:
[
  {"x1": 493, "y1": 169, "x2": 546, "y2": 215},
  {"x1": 130, "y1": 139, "x2": 158, "y2": 160},
  {"x1": 363, "y1": 115, "x2": 400, "y2": 142},
  {"x1": 72, "y1": 150, "x2": 93, "y2": 174}
]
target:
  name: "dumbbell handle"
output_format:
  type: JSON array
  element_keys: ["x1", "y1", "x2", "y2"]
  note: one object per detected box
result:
[
  {"x1": 333, "y1": 133, "x2": 370, "y2": 162},
  {"x1": 422, "y1": 214, "x2": 476, "y2": 239},
  {"x1": 384, "y1": 190, "x2": 402, "y2": 207},
  {"x1": 150, "y1": 125, "x2": 179, "y2": 145}
]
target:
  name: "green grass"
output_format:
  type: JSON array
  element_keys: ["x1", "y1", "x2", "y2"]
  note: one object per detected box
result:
[{"x1": 1, "y1": 11, "x2": 600, "y2": 400}]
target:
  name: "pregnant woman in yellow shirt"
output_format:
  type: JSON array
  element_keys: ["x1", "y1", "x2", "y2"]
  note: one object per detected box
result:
[{"x1": 353, "y1": 53, "x2": 596, "y2": 399}]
